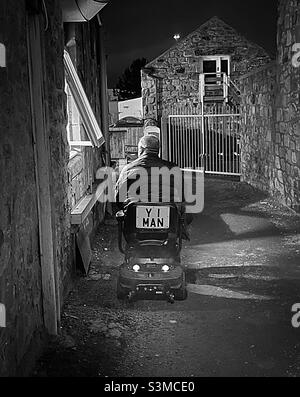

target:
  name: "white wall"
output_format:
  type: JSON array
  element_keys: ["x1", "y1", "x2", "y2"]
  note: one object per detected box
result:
[{"x1": 118, "y1": 97, "x2": 143, "y2": 120}]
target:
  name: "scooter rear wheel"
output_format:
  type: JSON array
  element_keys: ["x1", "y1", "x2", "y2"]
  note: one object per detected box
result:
[
  {"x1": 175, "y1": 286, "x2": 188, "y2": 301},
  {"x1": 174, "y1": 272, "x2": 187, "y2": 301},
  {"x1": 117, "y1": 280, "x2": 127, "y2": 300}
]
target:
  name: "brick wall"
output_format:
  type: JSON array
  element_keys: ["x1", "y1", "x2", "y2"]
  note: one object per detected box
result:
[
  {"x1": 240, "y1": 0, "x2": 300, "y2": 212},
  {"x1": 142, "y1": 16, "x2": 271, "y2": 119}
]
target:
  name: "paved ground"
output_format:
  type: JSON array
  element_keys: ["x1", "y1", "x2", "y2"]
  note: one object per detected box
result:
[{"x1": 33, "y1": 179, "x2": 300, "y2": 377}]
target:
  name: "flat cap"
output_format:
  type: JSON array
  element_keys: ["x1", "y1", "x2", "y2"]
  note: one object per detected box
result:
[
  {"x1": 138, "y1": 135, "x2": 160, "y2": 153},
  {"x1": 144, "y1": 126, "x2": 161, "y2": 138}
]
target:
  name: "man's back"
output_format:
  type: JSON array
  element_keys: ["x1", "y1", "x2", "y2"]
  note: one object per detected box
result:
[
  {"x1": 122, "y1": 152, "x2": 177, "y2": 172},
  {"x1": 115, "y1": 152, "x2": 183, "y2": 207},
  {"x1": 115, "y1": 134, "x2": 192, "y2": 239}
]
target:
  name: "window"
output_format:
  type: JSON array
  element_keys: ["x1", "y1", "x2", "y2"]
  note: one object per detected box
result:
[
  {"x1": 201, "y1": 56, "x2": 231, "y2": 76},
  {"x1": 221, "y1": 59, "x2": 229, "y2": 75},
  {"x1": 203, "y1": 59, "x2": 217, "y2": 74},
  {"x1": 63, "y1": 50, "x2": 104, "y2": 149},
  {"x1": 65, "y1": 82, "x2": 86, "y2": 141},
  {"x1": 65, "y1": 81, "x2": 92, "y2": 158}
]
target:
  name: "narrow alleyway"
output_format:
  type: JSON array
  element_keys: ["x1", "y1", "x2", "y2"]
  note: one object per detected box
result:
[{"x1": 33, "y1": 179, "x2": 300, "y2": 377}]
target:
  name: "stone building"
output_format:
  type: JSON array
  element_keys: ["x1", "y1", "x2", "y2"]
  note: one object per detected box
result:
[
  {"x1": 0, "y1": 0, "x2": 109, "y2": 376},
  {"x1": 142, "y1": 16, "x2": 271, "y2": 120},
  {"x1": 240, "y1": 0, "x2": 300, "y2": 212}
]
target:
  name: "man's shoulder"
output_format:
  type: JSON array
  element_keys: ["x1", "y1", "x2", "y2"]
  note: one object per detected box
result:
[
  {"x1": 120, "y1": 156, "x2": 179, "y2": 173},
  {"x1": 158, "y1": 158, "x2": 180, "y2": 170}
]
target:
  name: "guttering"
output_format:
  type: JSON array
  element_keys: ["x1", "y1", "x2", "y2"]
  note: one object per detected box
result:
[
  {"x1": 61, "y1": 0, "x2": 109, "y2": 22},
  {"x1": 97, "y1": 14, "x2": 111, "y2": 165}
]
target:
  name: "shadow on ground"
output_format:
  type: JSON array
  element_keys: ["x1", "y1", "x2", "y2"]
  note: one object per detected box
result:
[{"x1": 32, "y1": 179, "x2": 300, "y2": 377}]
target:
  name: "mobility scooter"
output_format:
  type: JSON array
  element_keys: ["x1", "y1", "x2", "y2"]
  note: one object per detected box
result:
[{"x1": 116, "y1": 202, "x2": 187, "y2": 303}]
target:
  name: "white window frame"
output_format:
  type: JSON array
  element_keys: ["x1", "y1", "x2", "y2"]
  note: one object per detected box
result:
[
  {"x1": 200, "y1": 55, "x2": 231, "y2": 76},
  {"x1": 63, "y1": 50, "x2": 104, "y2": 148},
  {"x1": 65, "y1": 81, "x2": 91, "y2": 161}
]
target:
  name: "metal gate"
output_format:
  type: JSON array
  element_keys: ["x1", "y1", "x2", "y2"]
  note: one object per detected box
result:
[{"x1": 164, "y1": 103, "x2": 241, "y2": 176}]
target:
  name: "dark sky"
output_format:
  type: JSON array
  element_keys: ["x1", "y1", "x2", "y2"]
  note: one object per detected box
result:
[{"x1": 101, "y1": 0, "x2": 278, "y2": 88}]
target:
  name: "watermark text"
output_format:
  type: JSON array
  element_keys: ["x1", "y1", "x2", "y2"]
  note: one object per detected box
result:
[
  {"x1": 292, "y1": 43, "x2": 300, "y2": 68},
  {"x1": 96, "y1": 166, "x2": 204, "y2": 214},
  {"x1": 291, "y1": 303, "x2": 300, "y2": 328},
  {"x1": 0, "y1": 303, "x2": 6, "y2": 328}
]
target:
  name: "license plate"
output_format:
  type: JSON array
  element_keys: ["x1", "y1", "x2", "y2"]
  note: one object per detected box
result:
[
  {"x1": 146, "y1": 264, "x2": 158, "y2": 269},
  {"x1": 136, "y1": 206, "x2": 170, "y2": 229}
]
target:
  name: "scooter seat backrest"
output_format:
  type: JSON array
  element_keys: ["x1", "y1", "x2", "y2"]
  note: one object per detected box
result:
[{"x1": 123, "y1": 202, "x2": 181, "y2": 243}]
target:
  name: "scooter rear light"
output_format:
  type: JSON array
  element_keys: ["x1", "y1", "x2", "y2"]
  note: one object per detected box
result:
[{"x1": 132, "y1": 265, "x2": 141, "y2": 272}]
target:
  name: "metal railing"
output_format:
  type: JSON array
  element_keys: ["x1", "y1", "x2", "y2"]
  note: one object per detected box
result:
[
  {"x1": 166, "y1": 103, "x2": 241, "y2": 176},
  {"x1": 199, "y1": 73, "x2": 241, "y2": 104}
]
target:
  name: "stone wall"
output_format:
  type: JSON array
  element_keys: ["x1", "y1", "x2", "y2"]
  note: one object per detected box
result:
[
  {"x1": 0, "y1": 0, "x2": 106, "y2": 376},
  {"x1": 42, "y1": 3, "x2": 107, "y2": 314},
  {"x1": 0, "y1": 0, "x2": 49, "y2": 376},
  {"x1": 276, "y1": 0, "x2": 300, "y2": 211},
  {"x1": 142, "y1": 16, "x2": 271, "y2": 119},
  {"x1": 240, "y1": 64, "x2": 277, "y2": 194},
  {"x1": 74, "y1": 18, "x2": 106, "y2": 189},
  {"x1": 62, "y1": 19, "x2": 106, "y2": 293},
  {"x1": 240, "y1": 0, "x2": 300, "y2": 212},
  {"x1": 43, "y1": 0, "x2": 73, "y2": 309}
]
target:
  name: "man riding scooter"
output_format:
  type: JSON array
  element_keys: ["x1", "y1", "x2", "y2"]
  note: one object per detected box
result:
[
  {"x1": 115, "y1": 133, "x2": 192, "y2": 237},
  {"x1": 115, "y1": 132, "x2": 192, "y2": 302}
]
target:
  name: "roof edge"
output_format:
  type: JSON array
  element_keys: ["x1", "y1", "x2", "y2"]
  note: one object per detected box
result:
[{"x1": 146, "y1": 16, "x2": 271, "y2": 68}]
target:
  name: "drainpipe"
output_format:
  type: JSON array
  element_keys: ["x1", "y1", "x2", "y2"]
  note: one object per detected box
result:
[
  {"x1": 143, "y1": 67, "x2": 164, "y2": 124},
  {"x1": 97, "y1": 14, "x2": 110, "y2": 165}
]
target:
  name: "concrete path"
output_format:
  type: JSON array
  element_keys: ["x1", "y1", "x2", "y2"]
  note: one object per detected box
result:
[{"x1": 33, "y1": 179, "x2": 300, "y2": 377}]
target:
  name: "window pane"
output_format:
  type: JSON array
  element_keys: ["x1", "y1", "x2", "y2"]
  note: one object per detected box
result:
[
  {"x1": 221, "y1": 60, "x2": 229, "y2": 75},
  {"x1": 203, "y1": 60, "x2": 217, "y2": 73}
]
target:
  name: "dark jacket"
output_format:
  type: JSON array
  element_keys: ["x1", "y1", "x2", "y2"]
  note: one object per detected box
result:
[
  {"x1": 115, "y1": 152, "x2": 184, "y2": 208},
  {"x1": 115, "y1": 152, "x2": 193, "y2": 239}
]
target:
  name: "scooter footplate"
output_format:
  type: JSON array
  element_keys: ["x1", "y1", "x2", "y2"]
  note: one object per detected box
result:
[{"x1": 136, "y1": 284, "x2": 166, "y2": 295}]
